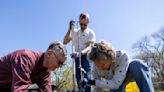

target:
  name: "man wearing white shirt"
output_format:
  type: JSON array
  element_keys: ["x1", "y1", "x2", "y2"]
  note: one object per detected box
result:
[
  {"x1": 80, "y1": 40, "x2": 154, "y2": 92},
  {"x1": 63, "y1": 13, "x2": 96, "y2": 92}
]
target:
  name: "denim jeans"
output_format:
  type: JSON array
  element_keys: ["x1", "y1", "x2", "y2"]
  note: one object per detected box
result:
[
  {"x1": 110, "y1": 60, "x2": 154, "y2": 92},
  {"x1": 75, "y1": 55, "x2": 91, "y2": 92}
]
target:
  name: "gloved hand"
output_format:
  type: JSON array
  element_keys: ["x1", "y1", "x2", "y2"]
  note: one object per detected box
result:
[
  {"x1": 70, "y1": 53, "x2": 78, "y2": 58},
  {"x1": 79, "y1": 78, "x2": 95, "y2": 89},
  {"x1": 69, "y1": 20, "x2": 75, "y2": 30}
]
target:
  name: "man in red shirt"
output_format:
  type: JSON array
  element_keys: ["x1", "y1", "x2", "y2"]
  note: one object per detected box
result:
[{"x1": 0, "y1": 41, "x2": 67, "y2": 92}]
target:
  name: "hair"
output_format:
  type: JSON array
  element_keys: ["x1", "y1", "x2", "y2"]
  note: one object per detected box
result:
[
  {"x1": 79, "y1": 12, "x2": 90, "y2": 20},
  {"x1": 48, "y1": 40, "x2": 67, "y2": 56},
  {"x1": 89, "y1": 40, "x2": 116, "y2": 62}
]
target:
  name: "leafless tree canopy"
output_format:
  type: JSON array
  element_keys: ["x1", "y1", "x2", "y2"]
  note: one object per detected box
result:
[{"x1": 132, "y1": 27, "x2": 164, "y2": 82}]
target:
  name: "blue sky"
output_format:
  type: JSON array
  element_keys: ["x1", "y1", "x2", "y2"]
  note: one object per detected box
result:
[{"x1": 0, "y1": 0, "x2": 164, "y2": 57}]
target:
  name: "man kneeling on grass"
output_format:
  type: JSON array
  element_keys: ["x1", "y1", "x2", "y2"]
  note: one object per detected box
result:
[{"x1": 0, "y1": 41, "x2": 67, "y2": 92}]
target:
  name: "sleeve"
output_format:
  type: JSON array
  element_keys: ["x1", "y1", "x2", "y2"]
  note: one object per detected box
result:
[
  {"x1": 92, "y1": 64, "x2": 103, "y2": 92},
  {"x1": 11, "y1": 55, "x2": 32, "y2": 92},
  {"x1": 95, "y1": 52, "x2": 130, "y2": 90},
  {"x1": 36, "y1": 71, "x2": 52, "y2": 92},
  {"x1": 88, "y1": 29, "x2": 96, "y2": 42}
]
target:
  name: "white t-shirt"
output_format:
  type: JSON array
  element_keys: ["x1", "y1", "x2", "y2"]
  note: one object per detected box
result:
[
  {"x1": 91, "y1": 50, "x2": 130, "y2": 91},
  {"x1": 70, "y1": 28, "x2": 96, "y2": 52}
]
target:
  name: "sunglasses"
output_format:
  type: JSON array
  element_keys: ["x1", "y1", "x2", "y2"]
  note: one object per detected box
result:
[
  {"x1": 53, "y1": 52, "x2": 65, "y2": 65},
  {"x1": 80, "y1": 23, "x2": 87, "y2": 27}
]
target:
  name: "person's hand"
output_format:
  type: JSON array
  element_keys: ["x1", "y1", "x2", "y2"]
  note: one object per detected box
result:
[
  {"x1": 69, "y1": 20, "x2": 75, "y2": 30},
  {"x1": 80, "y1": 51, "x2": 84, "y2": 56}
]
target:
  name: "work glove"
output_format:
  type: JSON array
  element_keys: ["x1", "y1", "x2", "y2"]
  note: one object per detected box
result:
[{"x1": 69, "y1": 20, "x2": 75, "y2": 30}]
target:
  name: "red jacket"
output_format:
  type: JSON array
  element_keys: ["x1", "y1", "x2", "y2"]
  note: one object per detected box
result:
[{"x1": 0, "y1": 49, "x2": 52, "y2": 92}]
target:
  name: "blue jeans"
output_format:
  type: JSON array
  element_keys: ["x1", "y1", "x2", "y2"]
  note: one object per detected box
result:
[
  {"x1": 110, "y1": 60, "x2": 154, "y2": 92},
  {"x1": 75, "y1": 55, "x2": 91, "y2": 92}
]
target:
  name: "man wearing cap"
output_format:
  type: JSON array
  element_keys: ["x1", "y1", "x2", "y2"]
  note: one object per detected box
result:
[
  {"x1": 63, "y1": 13, "x2": 96, "y2": 92},
  {"x1": 0, "y1": 41, "x2": 67, "y2": 92}
]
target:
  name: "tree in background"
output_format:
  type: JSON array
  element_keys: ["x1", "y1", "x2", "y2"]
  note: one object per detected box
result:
[
  {"x1": 52, "y1": 60, "x2": 78, "y2": 92},
  {"x1": 132, "y1": 26, "x2": 164, "y2": 90}
]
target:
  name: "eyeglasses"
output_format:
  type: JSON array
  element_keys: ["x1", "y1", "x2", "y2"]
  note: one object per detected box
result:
[
  {"x1": 80, "y1": 23, "x2": 87, "y2": 27},
  {"x1": 53, "y1": 52, "x2": 65, "y2": 65}
]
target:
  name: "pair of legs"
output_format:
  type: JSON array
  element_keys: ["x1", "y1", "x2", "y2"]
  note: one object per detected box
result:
[
  {"x1": 75, "y1": 55, "x2": 91, "y2": 92},
  {"x1": 110, "y1": 60, "x2": 154, "y2": 92}
]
